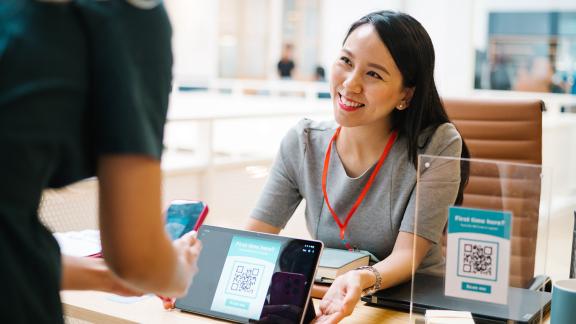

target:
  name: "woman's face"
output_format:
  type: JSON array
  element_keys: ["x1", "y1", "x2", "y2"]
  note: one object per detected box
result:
[{"x1": 330, "y1": 24, "x2": 412, "y2": 129}]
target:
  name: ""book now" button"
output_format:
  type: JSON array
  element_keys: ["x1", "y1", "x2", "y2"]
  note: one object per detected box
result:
[{"x1": 462, "y1": 282, "x2": 492, "y2": 294}]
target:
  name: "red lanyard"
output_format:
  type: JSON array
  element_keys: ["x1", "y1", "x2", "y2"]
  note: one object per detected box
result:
[{"x1": 322, "y1": 127, "x2": 398, "y2": 248}]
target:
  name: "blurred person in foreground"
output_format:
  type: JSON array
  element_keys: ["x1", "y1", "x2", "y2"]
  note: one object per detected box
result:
[{"x1": 0, "y1": 0, "x2": 201, "y2": 322}]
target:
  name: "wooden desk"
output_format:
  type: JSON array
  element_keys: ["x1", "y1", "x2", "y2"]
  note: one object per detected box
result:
[
  {"x1": 62, "y1": 290, "x2": 552, "y2": 324},
  {"x1": 61, "y1": 291, "x2": 409, "y2": 324}
]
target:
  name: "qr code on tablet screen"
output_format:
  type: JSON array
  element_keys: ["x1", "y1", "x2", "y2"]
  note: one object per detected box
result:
[
  {"x1": 226, "y1": 262, "x2": 264, "y2": 298},
  {"x1": 458, "y1": 239, "x2": 498, "y2": 281}
]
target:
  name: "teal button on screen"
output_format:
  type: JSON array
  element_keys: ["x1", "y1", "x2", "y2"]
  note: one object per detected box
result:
[
  {"x1": 462, "y1": 282, "x2": 492, "y2": 294},
  {"x1": 225, "y1": 298, "x2": 249, "y2": 310}
]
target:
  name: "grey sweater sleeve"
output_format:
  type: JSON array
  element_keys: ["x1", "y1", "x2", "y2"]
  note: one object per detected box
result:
[
  {"x1": 399, "y1": 123, "x2": 463, "y2": 244},
  {"x1": 249, "y1": 123, "x2": 305, "y2": 229}
]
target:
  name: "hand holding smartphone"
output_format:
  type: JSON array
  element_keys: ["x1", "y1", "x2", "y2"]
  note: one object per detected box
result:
[
  {"x1": 164, "y1": 200, "x2": 209, "y2": 240},
  {"x1": 159, "y1": 200, "x2": 208, "y2": 305}
]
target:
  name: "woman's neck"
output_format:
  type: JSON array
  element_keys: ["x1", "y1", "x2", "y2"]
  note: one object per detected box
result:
[{"x1": 335, "y1": 123, "x2": 393, "y2": 177}]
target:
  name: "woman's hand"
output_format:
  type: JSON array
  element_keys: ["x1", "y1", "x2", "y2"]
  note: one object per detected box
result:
[
  {"x1": 171, "y1": 231, "x2": 203, "y2": 296},
  {"x1": 156, "y1": 231, "x2": 203, "y2": 309},
  {"x1": 315, "y1": 270, "x2": 374, "y2": 323}
]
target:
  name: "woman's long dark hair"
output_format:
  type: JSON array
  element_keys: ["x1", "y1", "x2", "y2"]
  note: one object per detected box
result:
[{"x1": 344, "y1": 11, "x2": 469, "y2": 205}]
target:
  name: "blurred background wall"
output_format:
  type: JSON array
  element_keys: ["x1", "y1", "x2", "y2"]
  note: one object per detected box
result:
[{"x1": 151, "y1": 0, "x2": 576, "y2": 278}]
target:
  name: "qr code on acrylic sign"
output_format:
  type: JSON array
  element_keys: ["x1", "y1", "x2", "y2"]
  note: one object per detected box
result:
[
  {"x1": 225, "y1": 262, "x2": 265, "y2": 298},
  {"x1": 457, "y1": 239, "x2": 498, "y2": 281}
]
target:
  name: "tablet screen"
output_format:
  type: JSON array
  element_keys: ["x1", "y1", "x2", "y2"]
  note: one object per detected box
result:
[{"x1": 175, "y1": 225, "x2": 323, "y2": 323}]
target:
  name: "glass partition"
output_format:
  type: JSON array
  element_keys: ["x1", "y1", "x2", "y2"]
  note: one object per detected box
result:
[{"x1": 409, "y1": 155, "x2": 553, "y2": 324}]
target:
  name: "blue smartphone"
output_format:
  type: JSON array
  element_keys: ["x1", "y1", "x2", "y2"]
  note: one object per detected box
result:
[{"x1": 165, "y1": 200, "x2": 209, "y2": 240}]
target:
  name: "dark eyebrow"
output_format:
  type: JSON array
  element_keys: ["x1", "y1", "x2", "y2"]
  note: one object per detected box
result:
[{"x1": 342, "y1": 48, "x2": 390, "y2": 76}]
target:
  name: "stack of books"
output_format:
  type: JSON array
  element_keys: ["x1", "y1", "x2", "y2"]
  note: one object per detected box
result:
[{"x1": 315, "y1": 248, "x2": 370, "y2": 283}]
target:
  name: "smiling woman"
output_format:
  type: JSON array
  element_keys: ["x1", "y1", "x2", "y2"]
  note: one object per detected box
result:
[
  {"x1": 331, "y1": 24, "x2": 410, "y2": 132},
  {"x1": 244, "y1": 10, "x2": 470, "y2": 324}
]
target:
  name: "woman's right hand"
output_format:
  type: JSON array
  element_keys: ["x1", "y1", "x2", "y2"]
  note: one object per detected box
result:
[{"x1": 171, "y1": 231, "x2": 203, "y2": 297}]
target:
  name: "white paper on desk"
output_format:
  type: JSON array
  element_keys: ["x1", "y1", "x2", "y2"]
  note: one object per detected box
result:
[
  {"x1": 53, "y1": 230, "x2": 101, "y2": 257},
  {"x1": 106, "y1": 294, "x2": 153, "y2": 304}
]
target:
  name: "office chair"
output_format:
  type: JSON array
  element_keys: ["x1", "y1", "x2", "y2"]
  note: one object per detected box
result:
[
  {"x1": 38, "y1": 179, "x2": 99, "y2": 324},
  {"x1": 571, "y1": 210, "x2": 576, "y2": 279},
  {"x1": 442, "y1": 98, "x2": 546, "y2": 289},
  {"x1": 39, "y1": 178, "x2": 99, "y2": 233}
]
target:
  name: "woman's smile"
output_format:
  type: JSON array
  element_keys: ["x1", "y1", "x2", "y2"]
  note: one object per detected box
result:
[{"x1": 338, "y1": 93, "x2": 365, "y2": 112}]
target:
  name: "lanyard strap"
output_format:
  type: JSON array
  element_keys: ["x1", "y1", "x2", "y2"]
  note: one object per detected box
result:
[{"x1": 322, "y1": 127, "x2": 398, "y2": 241}]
